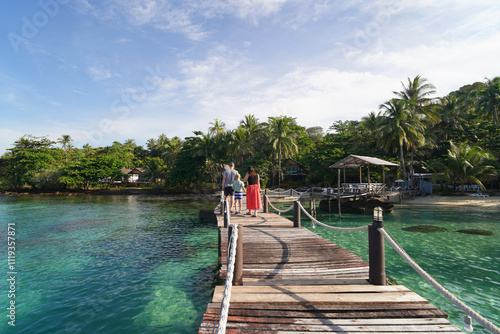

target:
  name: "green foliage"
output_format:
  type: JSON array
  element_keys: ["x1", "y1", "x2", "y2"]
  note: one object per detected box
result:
[{"x1": 1, "y1": 76, "x2": 499, "y2": 192}]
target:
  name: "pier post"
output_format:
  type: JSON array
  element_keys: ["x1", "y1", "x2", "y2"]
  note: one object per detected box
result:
[
  {"x1": 263, "y1": 190, "x2": 268, "y2": 213},
  {"x1": 293, "y1": 201, "x2": 301, "y2": 228},
  {"x1": 369, "y1": 207, "x2": 386, "y2": 285},
  {"x1": 228, "y1": 224, "x2": 243, "y2": 285},
  {"x1": 223, "y1": 200, "x2": 230, "y2": 228}
]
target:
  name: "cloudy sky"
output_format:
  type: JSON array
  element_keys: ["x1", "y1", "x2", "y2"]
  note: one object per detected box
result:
[{"x1": 1, "y1": 0, "x2": 499, "y2": 154}]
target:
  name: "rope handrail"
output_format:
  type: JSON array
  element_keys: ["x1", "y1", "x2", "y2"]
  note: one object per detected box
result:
[
  {"x1": 212, "y1": 225, "x2": 239, "y2": 334},
  {"x1": 297, "y1": 201, "x2": 368, "y2": 232},
  {"x1": 379, "y1": 228, "x2": 500, "y2": 334},
  {"x1": 266, "y1": 195, "x2": 294, "y2": 214}
]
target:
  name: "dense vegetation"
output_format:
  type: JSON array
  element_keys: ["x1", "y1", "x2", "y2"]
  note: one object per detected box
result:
[{"x1": 1, "y1": 76, "x2": 499, "y2": 193}]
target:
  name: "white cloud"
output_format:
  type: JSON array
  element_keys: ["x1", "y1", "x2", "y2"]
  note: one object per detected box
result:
[{"x1": 87, "y1": 66, "x2": 112, "y2": 81}]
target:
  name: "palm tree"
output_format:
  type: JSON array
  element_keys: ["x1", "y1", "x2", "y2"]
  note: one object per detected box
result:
[
  {"x1": 360, "y1": 111, "x2": 383, "y2": 142},
  {"x1": 209, "y1": 118, "x2": 226, "y2": 138},
  {"x1": 240, "y1": 114, "x2": 262, "y2": 140},
  {"x1": 394, "y1": 75, "x2": 437, "y2": 175},
  {"x1": 430, "y1": 141, "x2": 497, "y2": 195},
  {"x1": 57, "y1": 135, "x2": 73, "y2": 162},
  {"x1": 229, "y1": 127, "x2": 253, "y2": 167},
  {"x1": 477, "y1": 76, "x2": 500, "y2": 125},
  {"x1": 378, "y1": 99, "x2": 425, "y2": 179},
  {"x1": 142, "y1": 157, "x2": 167, "y2": 183},
  {"x1": 267, "y1": 115, "x2": 299, "y2": 187},
  {"x1": 435, "y1": 95, "x2": 465, "y2": 140}
]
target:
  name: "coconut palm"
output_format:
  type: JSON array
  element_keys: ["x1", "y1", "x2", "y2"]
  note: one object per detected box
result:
[
  {"x1": 378, "y1": 99, "x2": 425, "y2": 179},
  {"x1": 208, "y1": 118, "x2": 226, "y2": 138},
  {"x1": 435, "y1": 95, "x2": 465, "y2": 140},
  {"x1": 57, "y1": 134, "x2": 73, "y2": 162},
  {"x1": 430, "y1": 141, "x2": 497, "y2": 195},
  {"x1": 477, "y1": 76, "x2": 500, "y2": 125},
  {"x1": 360, "y1": 111, "x2": 383, "y2": 142},
  {"x1": 267, "y1": 115, "x2": 299, "y2": 187},
  {"x1": 229, "y1": 127, "x2": 253, "y2": 167},
  {"x1": 240, "y1": 114, "x2": 262, "y2": 140},
  {"x1": 142, "y1": 157, "x2": 167, "y2": 183},
  {"x1": 394, "y1": 75, "x2": 437, "y2": 175}
]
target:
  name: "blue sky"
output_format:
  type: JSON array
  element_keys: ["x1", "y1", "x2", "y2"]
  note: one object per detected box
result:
[{"x1": 1, "y1": 0, "x2": 499, "y2": 154}]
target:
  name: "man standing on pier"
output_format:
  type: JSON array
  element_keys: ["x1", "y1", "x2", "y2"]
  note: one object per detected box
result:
[{"x1": 222, "y1": 162, "x2": 238, "y2": 213}]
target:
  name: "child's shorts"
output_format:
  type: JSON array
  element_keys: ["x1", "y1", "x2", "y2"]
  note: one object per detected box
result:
[{"x1": 234, "y1": 191, "x2": 243, "y2": 201}]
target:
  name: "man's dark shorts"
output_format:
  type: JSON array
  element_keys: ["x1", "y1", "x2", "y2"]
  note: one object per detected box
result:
[{"x1": 224, "y1": 186, "x2": 234, "y2": 197}]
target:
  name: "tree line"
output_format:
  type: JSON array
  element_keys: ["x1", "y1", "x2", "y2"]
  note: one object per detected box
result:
[{"x1": 1, "y1": 75, "x2": 499, "y2": 193}]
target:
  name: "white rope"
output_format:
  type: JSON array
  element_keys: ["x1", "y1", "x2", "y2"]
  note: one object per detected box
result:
[
  {"x1": 379, "y1": 228, "x2": 500, "y2": 334},
  {"x1": 297, "y1": 201, "x2": 368, "y2": 232},
  {"x1": 215, "y1": 225, "x2": 239, "y2": 334},
  {"x1": 266, "y1": 196, "x2": 294, "y2": 214}
]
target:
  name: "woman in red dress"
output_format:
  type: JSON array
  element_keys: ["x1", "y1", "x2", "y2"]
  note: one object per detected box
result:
[{"x1": 242, "y1": 166, "x2": 262, "y2": 217}]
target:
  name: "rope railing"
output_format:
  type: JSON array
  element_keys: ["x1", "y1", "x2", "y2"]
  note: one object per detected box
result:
[
  {"x1": 297, "y1": 201, "x2": 369, "y2": 232},
  {"x1": 266, "y1": 195, "x2": 294, "y2": 214},
  {"x1": 212, "y1": 224, "x2": 239, "y2": 334},
  {"x1": 379, "y1": 228, "x2": 500, "y2": 334}
]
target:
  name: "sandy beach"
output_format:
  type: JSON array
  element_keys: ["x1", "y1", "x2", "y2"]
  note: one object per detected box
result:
[{"x1": 400, "y1": 195, "x2": 500, "y2": 208}]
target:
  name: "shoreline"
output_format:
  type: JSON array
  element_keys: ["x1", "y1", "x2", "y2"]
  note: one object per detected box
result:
[
  {"x1": 0, "y1": 188, "x2": 220, "y2": 198},
  {"x1": 400, "y1": 194, "x2": 500, "y2": 208}
]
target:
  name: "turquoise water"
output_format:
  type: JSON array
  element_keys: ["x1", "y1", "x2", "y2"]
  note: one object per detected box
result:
[
  {"x1": 0, "y1": 196, "x2": 498, "y2": 333},
  {"x1": 0, "y1": 195, "x2": 220, "y2": 334},
  {"x1": 282, "y1": 203, "x2": 500, "y2": 333}
]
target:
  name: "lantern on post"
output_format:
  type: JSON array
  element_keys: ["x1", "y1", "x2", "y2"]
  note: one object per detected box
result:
[{"x1": 373, "y1": 206, "x2": 383, "y2": 227}]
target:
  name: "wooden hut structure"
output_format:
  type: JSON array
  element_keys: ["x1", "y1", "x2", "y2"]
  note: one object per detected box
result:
[
  {"x1": 329, "y1": 155, "x2": 398, "y2": 217},
  {"x1": 330, "y1": 154, "x2": 399, "y2": 187}
]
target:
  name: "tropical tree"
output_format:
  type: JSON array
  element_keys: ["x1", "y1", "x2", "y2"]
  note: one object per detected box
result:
[
  {"x1": 1, "y1": 135, "x2": 57, "y2": 189},
  {"x1": 267, "y1": 115, "x2": 299, "y2": 187},
  {"x1": 141, "y1": 157, "x2": 167, "y2": 183},
  {"x1": 360, "y1": 111, "x2": 383, "y2": 142},
  {"x1": 240, "y1": 114, "x2": 262, "y2": 141},
  {"x1": 378, "y1": 99, "x2": 425, "y2": 179},
  {"x1": 477, "y1": 76, "x2": 500, "y2": 125},
  {"x1": 228, "y1": 127, "x2": 253, "y2": 167},
  {"x1": 394, "y1": 75, "x2": 437, "y2": 175},
  {"x1": 208, "y1": 118, "x2": 226, "y2": 138},
  {"x1": 429, "y1": 141, "x2": 497, "y2": 195},
  {"x1": 57, "y1": 134, "x2": 73, "y2": 162}
]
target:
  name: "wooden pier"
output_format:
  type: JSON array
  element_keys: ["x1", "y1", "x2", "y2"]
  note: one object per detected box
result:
[{"x1": 199, "y1": 200, "x2": 462, "y2": 333}]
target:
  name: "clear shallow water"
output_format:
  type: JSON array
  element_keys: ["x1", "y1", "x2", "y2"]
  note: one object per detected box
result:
[
  {"x1": 0, "y1": 195, "x2": 220, "y2": 334},
  {"x1": 1, "y1": 196, "x2": 498, "y2": 334},
  {"x1": 282, "y1": 202, "x2": 500, "y2": 333}
]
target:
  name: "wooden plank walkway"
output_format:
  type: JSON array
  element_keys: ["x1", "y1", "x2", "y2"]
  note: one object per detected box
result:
[{"x1": 199, "y1": 199, "x2": 462, "y2": 333}]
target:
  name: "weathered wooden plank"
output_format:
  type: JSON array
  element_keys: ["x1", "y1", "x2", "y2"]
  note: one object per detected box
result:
[
  {"x1": 213, "y1": 284, "x2": 411, "y2": 295},
  {"x1": 212, "y1": 291, "x2": 429, "y2": 304}
]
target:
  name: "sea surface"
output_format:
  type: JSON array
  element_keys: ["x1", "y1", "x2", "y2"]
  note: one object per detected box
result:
[{"x1": 0, "y1": 195, "x2": 498, "y2": 333}]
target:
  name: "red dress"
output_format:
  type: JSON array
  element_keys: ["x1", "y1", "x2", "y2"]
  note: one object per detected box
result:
[{"x1": 246, "y1": 174, "x2": 262, "y2": 210}]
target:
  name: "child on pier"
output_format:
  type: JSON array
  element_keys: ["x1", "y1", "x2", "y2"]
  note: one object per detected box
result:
[{"x1": 232, "y1": 174, "x2": 246, "y2": 214}]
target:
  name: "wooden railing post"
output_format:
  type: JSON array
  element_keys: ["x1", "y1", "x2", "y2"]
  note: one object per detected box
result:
[
  {"x1": 293, "y1": 201, "x2": 301, "y2": 228},
  {"x1": 263, "y1": 190, "x2": 268, "y2": 213},
  {"x1": 228, "y1": 224, "x2": 243, "y2": 285},
  {"x1": 369, "y1": 207, "x2": 386, "y2": 285},
  {"x1": 223, "y1": 200, "x2": 230, "y2": 228}
]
